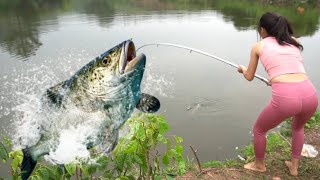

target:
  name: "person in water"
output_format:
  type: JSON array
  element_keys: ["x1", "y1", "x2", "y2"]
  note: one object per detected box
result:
[{"x1": 237, "y1": 12, "x2": 318, "y2": 176}]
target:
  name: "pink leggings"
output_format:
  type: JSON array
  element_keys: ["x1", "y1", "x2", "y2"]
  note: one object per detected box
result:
[{"x1": 253, "y1": 80, "x2": 318, "y2": 159}]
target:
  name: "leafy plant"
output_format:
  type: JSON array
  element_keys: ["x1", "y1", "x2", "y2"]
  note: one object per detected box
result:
[
  {"x1": 0, "y1": 135, "x2": 23, "y2": 179},
  {"x1": 9, "y1": 149, "x2": 23, "y2": 177},
  {"x1": 0, "y1": 141, "x2": 9, "y2": 162},
  {"x1": 112, "y1": 113, "x2": 186, "y2": 179},
  {"x1": 0, "y1": 113, "x2": 186, "y2": 179}
]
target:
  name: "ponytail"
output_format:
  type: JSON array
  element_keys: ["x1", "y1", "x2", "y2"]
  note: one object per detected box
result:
[{"x1": 259, "y1": 12, "x2": 303, "y2": 50}]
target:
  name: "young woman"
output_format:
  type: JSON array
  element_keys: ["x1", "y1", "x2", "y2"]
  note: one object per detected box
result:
[{"x1": 238, "y1": 12, "x2": 318, "y2": 176}]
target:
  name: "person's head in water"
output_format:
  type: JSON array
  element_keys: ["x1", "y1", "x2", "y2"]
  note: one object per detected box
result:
[{"x1": 258, "y1": 12, "x2": 303, "y2": 50}]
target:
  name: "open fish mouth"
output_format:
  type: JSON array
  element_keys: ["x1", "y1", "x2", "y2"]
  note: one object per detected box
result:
[{"x1": 119, "y1": 40, "x2": 145, "y2": 75}]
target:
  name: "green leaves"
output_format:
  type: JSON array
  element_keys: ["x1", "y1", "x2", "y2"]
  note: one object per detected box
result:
[
  {"x1": 112, "y1": 113, "x2": 186, "y2": 178},
  {"x1": 0, "y1": 137, "x2": 24, "y2": 178},
  {"x1": 175, "y1": 144, "x2": 184, "y2": 154},
  {"x1": 135, "y1": 123, "x2": 146, "y2": 142},
  {"x1": 0, "y1": 142, "x2": 9, "y2": 161},
  {"x1": 162, "y1": 152, "x2": 170, "y2": 166},
  {"x1": 34, "y1": 167, "x2": 50, "y2": 179},
  {"x1": 9, "y1": 149, "x2": 23, "y2": 170},
  {"x1": 0, "y1": 135, "x2": 12, "y2": 162},
  {"x1": 65, "y1": 163, "x2": 77, "y2": 176},
  {"x1": 157, "y1": 115, "x2": 169, "y2": 134},
  {"x1": 29, "y1": 165, "x2": 64, "y2": 180},
  {"x1": 0, "y1": 113, "x2": 186, "y2": 179}
]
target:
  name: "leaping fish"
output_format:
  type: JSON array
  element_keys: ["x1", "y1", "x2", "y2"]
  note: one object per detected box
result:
[{"x1": 20, "y1": 40, "x2": 160, "y2": 179}]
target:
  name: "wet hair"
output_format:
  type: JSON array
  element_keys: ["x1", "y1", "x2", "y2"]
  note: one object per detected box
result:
[{"x1": 258, "y1": 12, "x2": 303, "y2": 50}]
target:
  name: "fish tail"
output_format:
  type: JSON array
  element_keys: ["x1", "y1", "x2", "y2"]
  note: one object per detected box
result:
[{"x1": 21, "y1": 148, "x2": 37, "y2": 180}]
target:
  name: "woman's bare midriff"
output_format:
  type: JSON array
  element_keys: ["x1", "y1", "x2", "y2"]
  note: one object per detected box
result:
[{"x1": 270, "y1": 73, "x2": 309, "y2": 83}]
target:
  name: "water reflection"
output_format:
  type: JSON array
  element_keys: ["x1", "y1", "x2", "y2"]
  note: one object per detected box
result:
[
  {"x1": 0, "y1": 15, "x2": 42, "y2": 60},
  {"x1": 0, "y1": 0, "x2": 319, "y2": 60},
  {"x1": 0, "y1": 0, "x2": 66, "y2": 60},
  {"x1": 212, "y1": 0, "x2": 320, "y2": 35}
]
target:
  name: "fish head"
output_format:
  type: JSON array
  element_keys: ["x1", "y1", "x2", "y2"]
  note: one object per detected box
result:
[{"x1": 70, "y1": 40, "x2": 145, "y2": 109}]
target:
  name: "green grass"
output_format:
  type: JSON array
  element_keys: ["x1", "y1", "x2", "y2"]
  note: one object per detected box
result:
[
  {"x1": 202, "y1": 159, "x2": 240, "y2": 168},
  {"x1": 239, "y1": 132, "x2": 291, "y2": 163},
  {"x1": 305, "y1": 111, "x2": 320, "y2": 129},
  {"x1": 281, "y1": 111, "x2": 320, "y2": 137}
]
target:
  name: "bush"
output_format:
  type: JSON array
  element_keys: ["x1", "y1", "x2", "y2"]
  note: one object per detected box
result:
[{"x1": 0, "y1": 113, "x2": 186, "y2": 179}]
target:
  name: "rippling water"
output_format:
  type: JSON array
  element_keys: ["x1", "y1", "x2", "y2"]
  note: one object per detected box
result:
[{"x1": 0, "y1": 1, "x2": 319, "y2": 168}]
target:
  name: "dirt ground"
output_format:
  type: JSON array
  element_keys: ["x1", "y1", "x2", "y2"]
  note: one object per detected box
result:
[{"x1": 179, "y1": 128, "x2": 320, "y2": 180}]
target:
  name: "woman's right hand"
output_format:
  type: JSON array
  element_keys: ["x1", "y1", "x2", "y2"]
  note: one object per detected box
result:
[{"x1": 237, "y1": 65, "x2": 246, "y2": 73}]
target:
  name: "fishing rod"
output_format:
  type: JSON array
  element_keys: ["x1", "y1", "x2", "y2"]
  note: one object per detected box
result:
[{"x1": 137, "y1": 43, "x2": 269, "y2": 85}]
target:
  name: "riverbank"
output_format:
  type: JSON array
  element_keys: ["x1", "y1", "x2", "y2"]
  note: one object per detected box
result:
[
  {"x1": 181, "y1": 112, "x2": 320, "y2": 179},
  {"x1": 1, "y1": 112, "x2": 319, "y2": 179}
]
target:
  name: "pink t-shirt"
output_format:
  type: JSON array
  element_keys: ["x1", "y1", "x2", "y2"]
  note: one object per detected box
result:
[{"x1": 259, "y1": 37, "x2": 306, "y2": 80}]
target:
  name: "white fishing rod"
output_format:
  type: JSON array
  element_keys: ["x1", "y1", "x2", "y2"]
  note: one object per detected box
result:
[{"x1": 137, "y1": 43, "x2": 269, "y2": 85}]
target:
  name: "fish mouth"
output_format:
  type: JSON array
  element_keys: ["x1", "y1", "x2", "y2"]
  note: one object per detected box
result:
[{"x1": 119, "y1": 40, "x2": 145, "y2": 75}]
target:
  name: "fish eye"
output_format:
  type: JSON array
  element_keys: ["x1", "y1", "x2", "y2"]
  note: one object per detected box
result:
[{"x1": 102, "y1": 57, "x2": 111, "y2": 65}]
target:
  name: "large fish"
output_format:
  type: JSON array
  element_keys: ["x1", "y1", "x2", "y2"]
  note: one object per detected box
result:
[{"x1": 20, "y1": 40, "x2": 160, "y2": 179}]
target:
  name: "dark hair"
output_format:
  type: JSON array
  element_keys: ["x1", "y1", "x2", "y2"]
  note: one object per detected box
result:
[{"x1": 258, "y1": 12, "x2": 303, "y2": 50}]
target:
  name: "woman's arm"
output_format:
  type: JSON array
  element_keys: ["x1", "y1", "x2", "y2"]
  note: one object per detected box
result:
[{"x1": 238, "y1": 42, "x2": 261, "y2": 81}]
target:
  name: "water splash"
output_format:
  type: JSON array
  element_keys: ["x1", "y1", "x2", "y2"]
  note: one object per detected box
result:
[
  {"x1": 45, "y1": 127, "x2": 91, "y2": 164},
  {"x1": 0, "y1": 50, "x2": 96, "y2": 163},
  {"x1": 0, "y1": 49, "x2": 174, "y2": 164},
  {"x1": 43, "y1": 108, "x2": 108, "y2": 164},
  {"x1": 142, "y1": 61, "x2": 175, "y2": 98}
]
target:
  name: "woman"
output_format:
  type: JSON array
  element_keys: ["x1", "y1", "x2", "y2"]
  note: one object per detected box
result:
[{"x1": 238, "y1": 12, "x2": 318, "y2": 176}]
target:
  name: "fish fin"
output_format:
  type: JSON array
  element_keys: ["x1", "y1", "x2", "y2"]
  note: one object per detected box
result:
[
  {"x1": 136, "y1": 93, "x2": 160, "y2": 113},
  {"x1": 21, "y1": 148, "x2": 37, "y2": 180},
  {"x1": 45, "y1": 81, "x2": 66, "y2": 106}
]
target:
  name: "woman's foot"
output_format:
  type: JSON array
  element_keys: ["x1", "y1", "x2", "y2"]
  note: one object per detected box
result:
[
  {"x1": 244, "y1": 161, "x2": 266, "y2": 172},
  {"x1": 285, "y1": 161, "x2": 298, "y2": 176}
]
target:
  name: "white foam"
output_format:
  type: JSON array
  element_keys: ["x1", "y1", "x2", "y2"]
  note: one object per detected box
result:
[{"x1": 45, "y1": 125, "x2": 93, "y2": 164}]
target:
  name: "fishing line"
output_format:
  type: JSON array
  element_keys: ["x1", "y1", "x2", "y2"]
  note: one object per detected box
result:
[{"x1": 137, "y1": 43, "x2": 269, "y2": 85}]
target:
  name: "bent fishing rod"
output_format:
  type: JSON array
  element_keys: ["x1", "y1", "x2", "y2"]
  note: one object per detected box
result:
[{"x1": 137, "y1": 43, "x2": 269, "y2": 85}]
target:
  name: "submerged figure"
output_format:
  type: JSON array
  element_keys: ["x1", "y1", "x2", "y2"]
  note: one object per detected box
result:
[
  {"x1": 20, "y1": 40, "x2": 160, "y2": 179},
  {"x1": 238, "y1": 12, "x2": 318, "y2": 176}
]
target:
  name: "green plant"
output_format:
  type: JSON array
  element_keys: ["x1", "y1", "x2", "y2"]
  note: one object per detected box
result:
[
  {"x1": 0, "y1": 113, "x2": 186, "y2": 179},
  {"x1": 241, "y1": 143, "x2": 255, "y2": 163},
  {"x1": 265, "y1": 133, "x2": 289, "y2": 153},
  {"x1": 202, "y1": 160, "x2": 224, "y2": 168},
  {"x1": 281, "y1": 111, "x2": 320, "y2": 137},
  {"x1": 0, "y1": 135, "x2": 23, "y2": 179},
  {"x1": 305, "y1": 111, "x2": 320, "y2": 129},
  {"x1": 185, "y1": 157, "x2": 197, "y2": 173},
  {"x1": 9, "y1": 149, "x2": 23, "y2": 178},
  {"x1": 112, "y1": 113, "x2": 186, "y2": 179},
  {"x1": 240, "y1": 132, "x2": 291, "y2": 162},
  {"x1": 0, "y1": 141, "x2": 9, "y2": 162},
  {"x1": 202, "y1": 159, "x2": 239, "y2": 169}
]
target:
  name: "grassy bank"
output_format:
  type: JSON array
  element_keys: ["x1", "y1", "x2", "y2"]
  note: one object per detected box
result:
[
  {"x1": 183, "y1": 111, "x2": 320, "y2": 179},
  {"x1": 1, "y1": 112, "x2": 319, "y2": 179}
]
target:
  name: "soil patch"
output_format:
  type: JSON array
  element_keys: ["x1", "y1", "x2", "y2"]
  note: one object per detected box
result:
[{"x1": 179, "y1": 128, "x2": 320, "y2": 179}]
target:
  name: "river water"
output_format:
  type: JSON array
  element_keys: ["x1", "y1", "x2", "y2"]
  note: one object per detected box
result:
[{"x1": 0, "y1": 0, "x2": 319, "y2": 167}]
